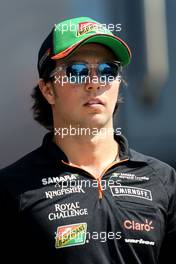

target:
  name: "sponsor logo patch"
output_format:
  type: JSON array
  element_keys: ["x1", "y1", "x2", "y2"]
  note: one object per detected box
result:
[
  {"x1": 110, "y1": 173, "x2": 149, "y2": 183},
  {"x1": 45, "y1": 186, "x2": 85, "y2": 199},
  {"x1": 48, "y1": 202, "x2": 88, "y2": 221},
  {"x1": 41, "y1": 174, "x2": 79, "y2": 186},
  {"x1": 124, "y1": 238, "x2": 155, "y2": 246},
  {"x1": 110, "y1": 184, "x2": 152, "y2": 200},
  {"x1": 77, "y1": 22, "x2": 104, "y2": 36},
  {"x1": 55, "y1": 223, "x2": 87, "y2": 248},
  {"x1": 124, "y1": 219, "x2": 154, "y2": 232}
]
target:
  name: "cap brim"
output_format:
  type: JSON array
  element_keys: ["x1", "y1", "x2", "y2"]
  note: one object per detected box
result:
[{"x1": 51, "y1": 34, "x2": 131, "y2": 66}]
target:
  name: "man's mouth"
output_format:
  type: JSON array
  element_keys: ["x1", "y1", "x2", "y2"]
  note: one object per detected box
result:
[{"x1": 84, "y1": 98, "x2": 105, "y2": 107}]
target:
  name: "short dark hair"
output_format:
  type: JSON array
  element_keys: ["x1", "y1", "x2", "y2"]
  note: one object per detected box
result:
[
  {"x1": 31, "y1": 77, "x2": 124, "y2": 131},
  {"x1": 31, "y1": 83, "x2": 53, "y2": 131}
]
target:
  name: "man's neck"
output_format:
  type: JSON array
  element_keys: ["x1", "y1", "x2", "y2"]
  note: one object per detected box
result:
[{"x1": 53, "y1": 130, "x2": 119, "y2": 179}]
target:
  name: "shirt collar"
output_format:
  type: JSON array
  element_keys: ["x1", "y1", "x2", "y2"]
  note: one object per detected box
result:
[
  {"x1": 42, "y1": 132, "x2": 69, "y2": 163},
  {"x1": 41, "y1": 132, "x2": 148, "y2": 164}
]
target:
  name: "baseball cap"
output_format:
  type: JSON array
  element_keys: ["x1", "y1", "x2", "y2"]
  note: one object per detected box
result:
[{"x1": 38, "y1": 17, "x2": 131, "y2": 78}]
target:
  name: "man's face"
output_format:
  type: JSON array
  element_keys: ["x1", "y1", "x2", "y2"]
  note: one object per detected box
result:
[{"x1": 51, "y1": 43, "x2": 121, "y2": 130}]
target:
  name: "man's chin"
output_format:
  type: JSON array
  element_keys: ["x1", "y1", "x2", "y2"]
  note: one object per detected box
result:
[{"x1": 83, "y1": 119, "x2": 111, "y2": 131}]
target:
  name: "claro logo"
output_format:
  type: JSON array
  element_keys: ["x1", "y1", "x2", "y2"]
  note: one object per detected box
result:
[{"x1": 124, "y1": 219, "x2": 154, "y2": 232}]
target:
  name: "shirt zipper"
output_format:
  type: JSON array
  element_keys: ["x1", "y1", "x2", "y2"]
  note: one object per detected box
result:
[{"x1": 61, "y1": 158, "x2": 129, "y2": 199}]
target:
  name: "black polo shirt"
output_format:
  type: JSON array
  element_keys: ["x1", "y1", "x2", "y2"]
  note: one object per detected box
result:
[{"x1": 0, "y1": 132, "x2": 175, "y2": 263}]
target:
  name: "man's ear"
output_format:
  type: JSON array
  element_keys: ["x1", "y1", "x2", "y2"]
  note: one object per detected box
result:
[{"x1": 38, "y1": 79, "x2": 55, "y2": 105}]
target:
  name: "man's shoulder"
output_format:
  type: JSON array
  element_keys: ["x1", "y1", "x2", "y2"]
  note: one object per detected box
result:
[
  {"x1": 130, "y1": 148, "x2": 176, "y2": 184},
  {"x1": 130, "y1": 148, "x2": 174, "y2": 170},
  {"x1": 118, "y1": 134, "x2": 175, "y2": 173}
]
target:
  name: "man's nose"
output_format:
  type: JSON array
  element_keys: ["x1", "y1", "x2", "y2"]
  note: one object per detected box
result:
[{"x1": 84, "y1": 67, "x2": 101, "y2": 91}]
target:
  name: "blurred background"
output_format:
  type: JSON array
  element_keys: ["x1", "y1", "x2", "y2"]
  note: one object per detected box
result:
[{"x1": 0, "y1": 0, "x2": 175, "y2": 169}]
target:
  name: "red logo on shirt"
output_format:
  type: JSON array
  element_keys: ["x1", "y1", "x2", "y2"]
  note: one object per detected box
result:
[{"x1": 124, "y1": 219, "x2": 154, "y2": 232}]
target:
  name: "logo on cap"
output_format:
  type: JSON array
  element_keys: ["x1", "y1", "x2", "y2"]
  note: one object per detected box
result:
[{"x1": 77, "y1": 22, "x2": 104, "y2": 37}]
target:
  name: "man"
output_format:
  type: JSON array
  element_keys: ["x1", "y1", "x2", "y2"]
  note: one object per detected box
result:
[{"x1": 0, "y1": 17, "x2": 175, "y2": 263}]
